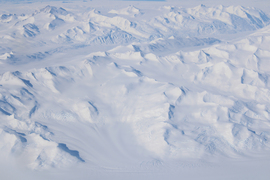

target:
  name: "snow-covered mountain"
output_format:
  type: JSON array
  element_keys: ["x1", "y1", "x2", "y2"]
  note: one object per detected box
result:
[
  {"x1": 0, "y1": 1, "x2": 270, "y2": 180},
  {"x1": 1, "y1": 4, "x2": 269, "y2": 64}
]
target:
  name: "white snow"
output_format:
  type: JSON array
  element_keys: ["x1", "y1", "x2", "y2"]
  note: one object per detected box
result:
[{"x1": 0, "y1": 0, "x2": 270, "y2": 180}]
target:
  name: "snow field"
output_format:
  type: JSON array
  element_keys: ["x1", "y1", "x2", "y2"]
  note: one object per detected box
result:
[{"x1": 0, "y1": 1, "x2": 270, "y2": 179}]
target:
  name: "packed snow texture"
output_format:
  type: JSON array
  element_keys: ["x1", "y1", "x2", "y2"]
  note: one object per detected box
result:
[{"x1": 0, "y1": 1, "x2": 270, "y2": 179}]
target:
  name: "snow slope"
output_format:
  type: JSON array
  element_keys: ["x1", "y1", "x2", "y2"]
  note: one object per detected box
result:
[{"x1": 0, "y1": 1, "x2": 270, "y2": 180}]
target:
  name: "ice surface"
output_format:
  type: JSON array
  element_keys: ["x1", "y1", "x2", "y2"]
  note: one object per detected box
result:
[{"x1": 0, "y1": 0, "x2": 270, "y2": 180}]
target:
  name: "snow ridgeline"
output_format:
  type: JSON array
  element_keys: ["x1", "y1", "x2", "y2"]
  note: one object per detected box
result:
[
  {"x1": 0, "y1": 3, "x2": 270, "y2": 170},
  {"x1": 0, "y1": 4, "x2": 269, "y2": 63}
]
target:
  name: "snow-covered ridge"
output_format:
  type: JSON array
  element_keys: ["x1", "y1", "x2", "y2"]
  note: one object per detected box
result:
[
  {"x1": 109, "y1": 5, "x2": 142, "y2": 17},
  {"x1": 158, "y1": 5, "x2": 270, "y2": 35},
  {"x1": 0, "y1": 2, "x2": 270, "y2": 176},
  {"x1": 0, "y1": 4, "x2": 269, "y2": 64}
]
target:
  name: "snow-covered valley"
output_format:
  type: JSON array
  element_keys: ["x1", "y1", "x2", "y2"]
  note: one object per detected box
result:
[{"x1": 0, "y1": 1, "x2": 270, "y2": 179}]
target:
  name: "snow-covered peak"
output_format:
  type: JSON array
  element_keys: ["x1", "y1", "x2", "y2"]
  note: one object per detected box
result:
[
  {"x1": 109, "y1": 5, "x2": 142, "y2": 17},
  {"x1": 0, "y1": 13, "x2": 17, "y2": 23},
  {"x1": 154, "y1": 4, "x2": 270, "y2": 37},
  {"x1": 40, "y1": 5, "x2": 69, "y2": 16}
]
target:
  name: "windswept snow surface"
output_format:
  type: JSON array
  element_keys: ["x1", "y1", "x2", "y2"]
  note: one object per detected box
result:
[{"x1": 1, "y1": 1, "x2": 270, "y2": 180}]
